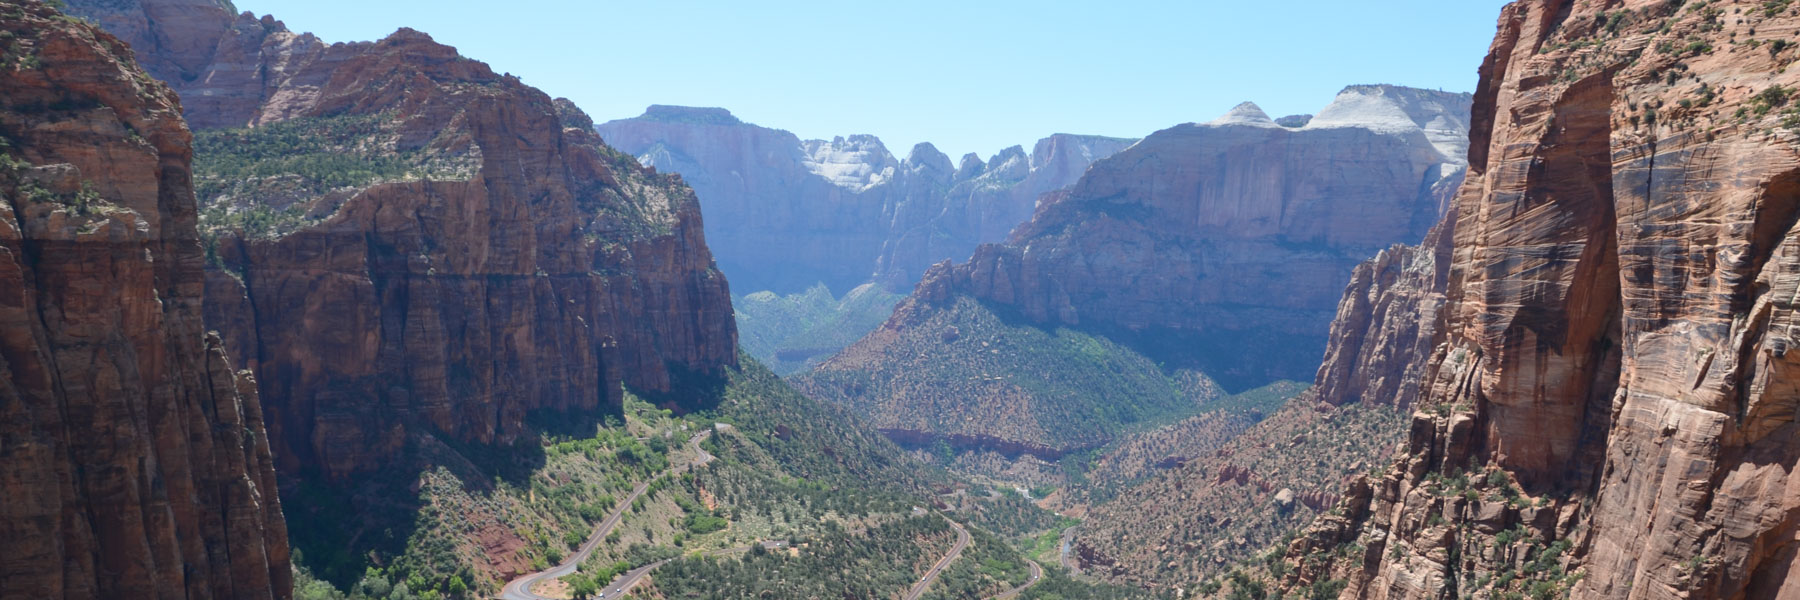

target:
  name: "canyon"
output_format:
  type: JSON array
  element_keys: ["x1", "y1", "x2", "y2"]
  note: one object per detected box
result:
[
  {"x1": 598, "y1": 109, "x2": 1137, "y2": 373},
  {"x1": 0, "y1": 3, "x2": 289, "y2": 598},
  {"x1": 800, "y1": 85, "x2": 1473, "y2": 466},
  {"x1": 11, "y1": 0, "x2": 1800, "y2": 599}
]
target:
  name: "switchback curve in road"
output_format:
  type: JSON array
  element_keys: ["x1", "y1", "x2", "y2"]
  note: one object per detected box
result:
[
  {"x1": 991, "y1": 559, "x2": 1043, "y2": 599},
  {"x1": 901, "y1": 515, "x2": 972, "y2": 600},
  {"x1": 498, "y1": 430, "x2": 714, "y2": 600}
]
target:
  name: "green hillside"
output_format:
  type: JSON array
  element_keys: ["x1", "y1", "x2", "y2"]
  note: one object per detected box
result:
[
  {"x1": 797, "y1": 295, "x2": 1222, "y2": 456},
  {"x1": 735, "y1": 283, "x2": 905, "y2": 375}
]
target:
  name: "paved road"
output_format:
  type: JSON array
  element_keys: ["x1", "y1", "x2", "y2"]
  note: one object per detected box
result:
[
  {"x1": 591, "y1": 558, "x2": 668, "y2": 598},
  {"x1": 991, "y1": 559, "x2": 1043, "y2": 600},
  {"x1": 590, "y1": 543, "x2": 757, "y2": 597},
  {"x1": 498, "y1": 431, "x2": 714, "y2": 600},
  {"x1": 1059, "y1": 526, "x2": 1080, "y2": 574},
  {"x1": 901, "y1": 516, "x2": 972, "y2": 600}
]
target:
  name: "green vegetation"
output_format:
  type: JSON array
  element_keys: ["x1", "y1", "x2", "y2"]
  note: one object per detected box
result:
[
  {"x1": 1752, "y1": 85, "x2": 1792, "y2": 115},
  {"x1": 285, "y1": 355, "x2": 961, "y2": 598},
  {"x1": 0, "y1": 147, "x2": 120, "y2": 226},
  {"x1": 800, "y1": 295, "x2": 1222, "y2": 453},
  {"x1": 640, "y1": 516, "x2": 957, "y2": 598},
  {"x1": 1020, "y1": 564, "x2": 1169, "y2": 600},
  {"x1": 284, "y1": 401, "x2": 672, "y2": 599},
  {"x1": 1479, "y1": 530, "x2": 1583, "y2": 599},
  {"x1": 921, "y1": 523, "x2": 1030, "y2": 600},
  {"x1": 705, "y1": 355, "x2": 943, "y2": 493},
  {"x1": 734, "y1": 283, "x2": 906, "y2": 374},
  {"x1": 1074, "y1": 396, "x2": 1403, "y2": 587},
  {"x1": 191, "y1": 111, "x2": 476, "y2": 239},
  {"x1": 966, "y1": 491, "x2": 1066, "y2": 539}
]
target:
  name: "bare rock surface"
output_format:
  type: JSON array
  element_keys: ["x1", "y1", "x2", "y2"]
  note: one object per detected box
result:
[
  {"x1": 66, "y1": 0, "x2": 740, "y2": 480},
  {"x1": 0, "y1": 3, "x2": 289, "y2": 598},
  {"x1": 1314, "y1": 213, "x2": 1457, "y2": 409},
  {"x1": 597, "y1": 107, "x2": 1137, "y2": 294},
  {"x1": 1281, "y1": 2, "x2": 1800, "y2": 599}
]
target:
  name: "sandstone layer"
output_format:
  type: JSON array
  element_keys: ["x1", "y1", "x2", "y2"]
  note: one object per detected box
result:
[
  {"x1": 1281, "y1": 2, "x2": 1800, "y2": 599},
  {"x1": 1313, "y1": 212, "x2": 1456, "y2": 409},
  {"x1": 597, "y1": 106, "x2": 1137, "y2": 294},
  {"x1": 66, "y1": 0, "x2": 740, "y2": 480},
  {"x1": 0, "y1": 3, "x2": 289, "y2": 598}
]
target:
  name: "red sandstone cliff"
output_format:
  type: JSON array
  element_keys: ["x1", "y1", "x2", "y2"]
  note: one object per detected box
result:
[
  {"x1": 1281, "y1": 1, "x2": 1800, "y2": 599},
  {"x1": 0, "y1": 2, "x2": 289, "y2": 598},
  {"x1": 65, "y1": 0, "x2": 740, "y2": 479}
]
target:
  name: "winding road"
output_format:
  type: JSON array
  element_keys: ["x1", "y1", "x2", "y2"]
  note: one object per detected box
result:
[
  {"x1": 1058, "y1": 525, "x2": 1081, "y2": 574},
  {"x1": 498, "y1": 430, "x2": 714, "y2": 600},
  {"x1": 901, "y1": 516, "x2": 972, "y2": 600},
  {"x1": 991, "y1": 559, "x2": 1043, "y2": 600},
  {"x1": 588, "y1": 543, "x2": 759, "y2": 597}
]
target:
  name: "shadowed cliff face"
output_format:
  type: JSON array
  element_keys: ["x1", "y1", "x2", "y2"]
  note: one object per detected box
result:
[
  {"x1": 597, "y1": 107, "x2": 1138, "y2": 294},
  {"x1": 0, "y1": 3, "x2": 289, "y2": 598},
  {"x1": 1283, "y1": 2, "x2": 1800, "y2": 599},
  {"x1": 65, "y1": 0, "x2": 740, "y2": 480}
]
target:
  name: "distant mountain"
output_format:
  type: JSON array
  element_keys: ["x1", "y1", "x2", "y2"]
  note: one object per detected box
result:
[
  {"x1": 597, "y1": 106, "x2": 1137, "y2": 295},
  {"x1": 734, "y1": 284, "x2": 906, "y2": 376},
  {"x1": 802, "y1": 84, "x2": 1471, "y2": 469}
]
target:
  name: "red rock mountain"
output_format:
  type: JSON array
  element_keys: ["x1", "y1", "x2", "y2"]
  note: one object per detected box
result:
[
  {"x1": 597, "y1": 106, "x2": 1137, "y2": 294},
  {"x1": 0, "y1": 3, "x2": 289, "y2": 598},
  {"x1": 872, "y1": 86, "x2": 1472, "y2": 389},
  {"x1": 64, "y1": 0, "x2": 740, "y2": 479},
  {"x1": 1279, "y1": 1, "x2": 1800, "y2": 599}
]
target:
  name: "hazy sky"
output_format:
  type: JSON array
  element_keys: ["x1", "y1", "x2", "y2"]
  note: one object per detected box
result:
[{"x1": 231, "y1": 0, "x2": 1514, "y2": 159}]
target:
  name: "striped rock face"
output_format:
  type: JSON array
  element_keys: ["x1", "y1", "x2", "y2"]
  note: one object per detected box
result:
[
  {"x1": 0, "y1": 3, "x2": 290, "y2": 598},
  {"x1": 1286, "y1": 1, "x2": 1800, "y2": 599}
]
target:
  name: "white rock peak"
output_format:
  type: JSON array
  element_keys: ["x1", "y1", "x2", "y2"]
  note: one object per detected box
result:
[
  {"x1": 1196, "y1": 86, "x2": 1472, "y2": 166},
  {"x1": 800, "y1": 135, "x2": 900, "y2": 192},
  {"x1": 1208, "y1": 102, "x2": 1280, "y2": 127}
]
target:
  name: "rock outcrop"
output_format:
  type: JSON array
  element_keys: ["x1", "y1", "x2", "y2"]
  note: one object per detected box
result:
[
  {"x1": 65, "y1": 0, "x2": 322, "y2": 130},
  {"x1": 880, "y1": 86, "x2": 1473, "y2": 389},
  {"x1": 1282, "y1": 2, "x2": 1800, "y2": 599},
  {"x1": 66, "y1": 0, "x2": 740, "y2": 479},
  {"x1": 0, "y1": 3, "x2": 289, "y2": 598},
  {"x1": 1313, "y1": 211, "x2": 1456, "y2": 409},
  {"x1": 596, "y1": 106, "x2": 1136, "y2": 294}
]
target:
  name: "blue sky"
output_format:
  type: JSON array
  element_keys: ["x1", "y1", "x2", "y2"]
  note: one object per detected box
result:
[{"x1": 232, "y1": 0, "x2": 1514, "y2": 159}]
